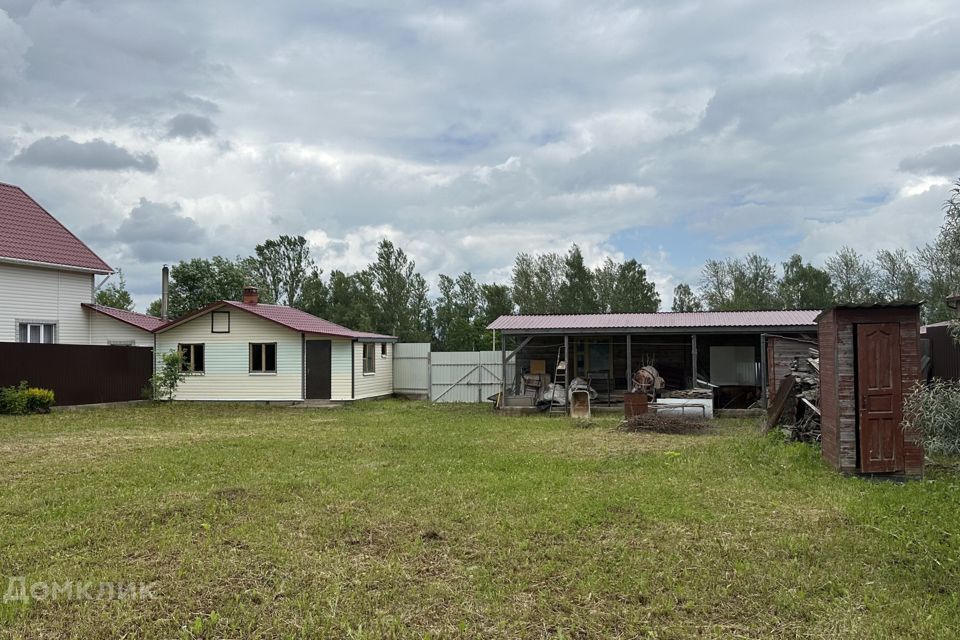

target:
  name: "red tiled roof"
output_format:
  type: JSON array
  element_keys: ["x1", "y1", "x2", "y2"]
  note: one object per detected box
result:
[
  {"x1": 82, "y1": 303, "x2": 169, "y2": 332},
  {"x1": 159, "y1": 300, "x2": 397, "y2": 340},
  {"x1": 488, "y1": 310, "x2": 821, "y2": 332},
  {"x1": 0, "y1": 182, "x2": 112, "y2": 273}
]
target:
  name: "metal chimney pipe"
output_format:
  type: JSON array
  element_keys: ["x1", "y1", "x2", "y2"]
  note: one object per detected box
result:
[{"x1": 161, "y1": 265, "x2": 169, "y2": 320}]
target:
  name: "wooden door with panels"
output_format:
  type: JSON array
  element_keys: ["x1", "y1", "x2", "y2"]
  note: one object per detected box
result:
[{"x1": 856, "y1": 323, "x2": 903, "y2": 473}]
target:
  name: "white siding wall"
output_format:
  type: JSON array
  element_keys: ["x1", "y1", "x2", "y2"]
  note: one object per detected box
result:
[
  {"x1": 354, "y1": 341, "x2": 394, "y2": 399},
  {"x1": 156, "y1": 309, "x2": 302, "y2": 401},
  {"x1": 328, "y1": 338, "x2": 353, "y2": 401},
  {"x1": 88, "y1": 312, "x2": 155, "y2": 347},
  {"x1": 0, "y1": 262, "x2": 93, "y2": 343}
]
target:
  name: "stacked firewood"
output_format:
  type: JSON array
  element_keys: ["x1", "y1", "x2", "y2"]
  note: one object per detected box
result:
[{"x1": 766, "y1": 348, "x2": 821, "y2": 443}]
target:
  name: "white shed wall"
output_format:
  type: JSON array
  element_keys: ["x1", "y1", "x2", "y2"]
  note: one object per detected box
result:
[
  {"x1": 156, "y1": 308, "x2": 302, "y2": 401},
  {"x1": 354, "y1": 341, "x2": 394, "y2": 399},
  {"x1": 0, "y1": 262, "x2": 94, "y2": 344}
]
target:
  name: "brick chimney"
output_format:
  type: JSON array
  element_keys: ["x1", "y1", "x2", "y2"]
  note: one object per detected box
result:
[{"x1": 242, "y1": 286, "x2": 259, "y2": 304}]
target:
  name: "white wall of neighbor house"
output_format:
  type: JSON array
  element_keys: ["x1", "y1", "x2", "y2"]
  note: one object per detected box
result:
[
  {"x1": 0, "y1": 262, "x2": 93, "y2": 344},
  {"x1": 87, "y1": 312, "x2": 154, "y2": 347},
  {"x1": 354, "y1": 341, "x2": 393, "y2": 399},
  {"x1": 156, "y1": 309, "x2": 302, "y2": 401}
]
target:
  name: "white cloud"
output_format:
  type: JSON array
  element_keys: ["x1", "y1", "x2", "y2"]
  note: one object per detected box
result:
[{"x1": 1, "y1": 1, "x2": 958, "y2": 313}]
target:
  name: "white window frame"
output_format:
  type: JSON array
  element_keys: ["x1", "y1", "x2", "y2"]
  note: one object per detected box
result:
[
  {"x1": 17, "y1": 321, "x2": 57, "y2": 344},
  {"x1": 363, "y1": 343, "x2": 376, "y2": 375}
]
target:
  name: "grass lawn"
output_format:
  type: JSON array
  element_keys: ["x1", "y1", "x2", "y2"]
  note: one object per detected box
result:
[{"x1": 1, "y1": 401, "x2": 959, "y2": 639}]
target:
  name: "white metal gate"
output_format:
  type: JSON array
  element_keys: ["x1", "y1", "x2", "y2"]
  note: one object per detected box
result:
[
  {"x1": 392, "y1": 344, "x2": 514, "y2": 403},
  {"x1": 430, "y1": 351, "x2": 510, "y2": 403}
]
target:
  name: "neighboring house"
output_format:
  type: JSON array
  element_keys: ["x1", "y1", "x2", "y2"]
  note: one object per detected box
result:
[
  {"x1": 0, "y1": 181, "x2": 112, "y2": 344},
  {"x1": 0, "y1": 181, "x2": 167, "y2": 345},
  {"x1": 82, "y1": 303, "x2": 167, "y2": 347},
  {"x1": 154, "y1": 287, "x2": 396, "y2": 402}
]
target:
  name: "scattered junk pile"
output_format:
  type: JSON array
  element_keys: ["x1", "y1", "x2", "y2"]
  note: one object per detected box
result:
[
  {"x1": 618, "y1": 412, "x2": 712, "y2": 435},
  {"x1": 765, "y1": 347, "x2": 821, "y2": 442}
]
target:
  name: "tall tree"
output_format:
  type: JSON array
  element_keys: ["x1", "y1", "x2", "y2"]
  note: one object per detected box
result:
[
  {"x1": 875, "y1": 248, "x2": 923, "y2": 303},
  {"x1": 95, "y1": 269, "x2": 135, "y2": 312},
  {"x1": 777, "y1": 254, "x2": 834, "y2": 309},
  {"x1": 478, "y1": 283, "x2": 514, "y2": 328},
  {"x1": 672, "y1": 283, "x2": 702, "y2": 312},
  {"x1": 917, "y1": 180, "x2": 960, "y2": 322},
  {"x1": 165, "y1": 256, "x2": 254, "y2": 318},
  {"x1": 595, "y1": 258, "x2": 660, "y2": 312},
  {"x1": 368, "y1": 239, "x2": 431, "y2": 340},
  {"x1": 729, "y1": 254, "x2": 779, "y2": 310},
  {"x1": 511, "y1": 251, "x2": 563, "y2": 314},
  {"x1": 324, "y1": 269, "x2": 376, "y2": 332},
  {"x1": 250, "y1": 235, "x2": 314, "y2": 306},
  {"x1": 557, "y1": 244, "x2": 598, "y2": 313},
  {"x1": 434, "y1": 272, "x2": 483, "y2": 351},
  {"x1": 825, "y1": 246, "x2": 876, "y2": 304},
  {"x1": 298, "y1": 267, "x2": 328, "y2": 317},
  {"x1": 699, "y1": 259, "x2": 731, "y2": 311}
]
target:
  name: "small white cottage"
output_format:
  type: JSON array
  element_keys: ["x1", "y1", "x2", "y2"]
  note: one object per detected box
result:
[{"x1": 154, "y1": 287, "x2": 396, "y2": 402}]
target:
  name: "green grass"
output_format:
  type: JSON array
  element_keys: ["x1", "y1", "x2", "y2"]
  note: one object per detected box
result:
[{"x1": 1, "y1": 401, "x2": 958, "y2": 639}]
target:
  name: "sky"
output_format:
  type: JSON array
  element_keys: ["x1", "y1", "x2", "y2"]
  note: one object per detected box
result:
[{"x1": 1, "y1": 0, "x2": 958, "y2": 312}]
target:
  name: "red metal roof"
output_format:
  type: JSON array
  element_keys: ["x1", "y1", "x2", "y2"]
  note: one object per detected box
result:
[
  {"x1": 159, "y1": 300, "x2": 397, "y2": 340},
  {"x1": 0, "y1": 182, "x2": 112, "y2": 273},
  {"x1": 488, "y1": 310, "x2": 821, "y2": 332},
  {"x1": 82, "y1": 303, "x2": 169, "y2": 332}
]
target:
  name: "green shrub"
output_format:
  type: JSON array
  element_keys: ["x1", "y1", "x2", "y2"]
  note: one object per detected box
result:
[
  {"x1": 903, "y1": 380, "x2": 960, "y2": 455},
  {"x1": 148, "y1": 350, "x2": 186, "y2": 401},
  {"x1": 0, "y1": 381, "x2": 55, "y2": 415}
]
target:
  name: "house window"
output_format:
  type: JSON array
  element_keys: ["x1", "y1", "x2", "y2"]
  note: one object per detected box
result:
[
  {"x1": 211, "y1": 311, "x2": 230, "y2": 333},
  {"x1": 363, "y1": 343, "x2": 376, "y2": 374},
  {"x1": 17, "y1": 322, "x2": 56, "y2": 344},
  {"x1": 380, "y1": 343, "x2": 388, "y2": 358},
  {"x1": 179, "y1": 343, "x2": 205, "y2": 373},
  {"x1": 249, "y1": 343, "x2": 277, "y2": 373}
]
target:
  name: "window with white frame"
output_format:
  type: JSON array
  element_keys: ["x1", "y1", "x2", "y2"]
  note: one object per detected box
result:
[
  {"x1": 363, "y1": 343, "x2": 376, "y2": 374},
  {"x1": 380, "y1": 342, "x2": 387, "y2": 357},
  {"x1": 17, "y1": 322, "x2": 56, "y2": 344}
]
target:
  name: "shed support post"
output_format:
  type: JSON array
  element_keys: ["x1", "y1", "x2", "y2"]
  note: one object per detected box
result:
[
  {"x1": 760, "y1": 333, "x2": 768, "y2": 409},
  {"x1": 564, "y1": 335, "x2": 569, "y2": 376},
  {"x1": 501, "y1": 334, "x2": 507, "y2": 407},
  {"x1": 625, "y1": 334, "x2": 632, "y2": 390},
  {"x1": 691, "y1": 334, "x2": 698, "y2": 388}
]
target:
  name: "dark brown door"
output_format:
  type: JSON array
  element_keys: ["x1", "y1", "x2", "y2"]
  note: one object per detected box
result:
[
  {"x1": 305, "y1": 340, "x2": 332, "y2": 400},
  {"x1": 856, "y1": 323, "x2": 903, "y2": 473}
]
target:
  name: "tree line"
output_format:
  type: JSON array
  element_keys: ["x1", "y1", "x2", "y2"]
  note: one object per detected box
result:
[
  {"x1": 671, "y1": 181, "x2": 960, "y2": 323},
  {"x1": 98, "y1": 180, "x2": 960, "y2": 348}
]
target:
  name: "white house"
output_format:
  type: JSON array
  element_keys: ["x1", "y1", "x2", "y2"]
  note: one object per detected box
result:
[
  {"x1": 154, "y1": 287, "x2": 397, "y2": 402},
  {"x1": 0, "y1": 181, "x2": 164, "y2": 345}
]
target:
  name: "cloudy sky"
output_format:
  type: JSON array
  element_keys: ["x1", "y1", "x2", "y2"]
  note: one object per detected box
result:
[{"x1": 1, "y1": 1, "x2": 958, "y2": 311}]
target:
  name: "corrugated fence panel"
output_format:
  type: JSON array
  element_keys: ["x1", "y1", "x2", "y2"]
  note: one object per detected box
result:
[
  {"x1": 393, "y1": 343, "x2": 431, "y2": 396},
  {"x1": 0, "y1": 343, "x2": 153, "y2": 406},
  {"x1": 928, "y1": 326, "x2": 960, "y2": 381},
  {"x1": 430, "y1": 351, "x2": 514, "y2": 403}
]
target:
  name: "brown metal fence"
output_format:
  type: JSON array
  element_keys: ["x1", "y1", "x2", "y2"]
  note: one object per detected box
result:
[
  {"x1": 928, "y1": 325, "x2": 960, "y2": 381},
  {"x1": 0, "y1": 343, "x2": 153, "y2": 406}
]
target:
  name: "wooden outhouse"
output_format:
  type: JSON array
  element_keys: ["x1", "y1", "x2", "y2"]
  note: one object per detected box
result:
[{"x1": 817, "y1": 304, "x2": 923, "y2": 477}]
